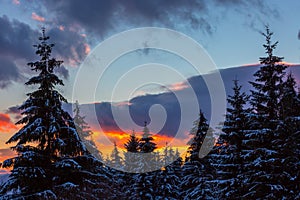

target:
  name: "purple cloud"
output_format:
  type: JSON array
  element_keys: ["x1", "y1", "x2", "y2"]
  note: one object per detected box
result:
[
  {"x1": 66, "y1": 64, "x2": 300, "y2": 140},
  {"x1": 38, "y1": 0, "x2": 278, "y2": 37},
  {"x1": 0, "y1": 15, "x2": 90, "y2": 88}
]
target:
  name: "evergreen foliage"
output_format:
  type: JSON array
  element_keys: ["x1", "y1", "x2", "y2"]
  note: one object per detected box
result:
[
  {"x1": 1, "y1": 29, "x2": 86, "y2": 198},
  {"x1": 180, "y1": 111, "x2": 215, "y2": 199},
  {"x1": 1, "y1": 26, "x2": 300, "y2": 200},
  {"x1": 123, "y1": 130, "x2": 140, "y2": 173},
  {"x1": 73, "y1": 100, "x2": 102, "y2": 160},
  {"x1": 209, "y1": 79, "x2": 250, "y2": 198}
]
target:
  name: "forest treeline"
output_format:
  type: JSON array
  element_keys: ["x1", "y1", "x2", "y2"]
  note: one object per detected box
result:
[{"x1": 0, "y1": 27, "x2": 299, "y2": 199}]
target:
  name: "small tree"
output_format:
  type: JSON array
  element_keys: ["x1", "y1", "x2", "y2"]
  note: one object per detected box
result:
[
  {"x1": 130, "y1": 123, "x2": 158, "y2": 199},
  {"x1": 279, "y1": 73, "x2": 300, "y2": 119},
  {"x1": 73, "y1": 100, "x2": 102, "y2": 160},
  {"x1": 123, "y1": 130, "x2": 140, "y2": 172},
  {"x1": 154, "y1": 146, "x2": 182, "y2": 199},
  {"x1": 110, "y1": 142, "x2": 123, "y2": 170},
  {"x1": 137, "y1": 122, "x2": 157, "y2": 172},
  {"x1": 139, "y1": 122, "x2": 157, "y2": 153}
]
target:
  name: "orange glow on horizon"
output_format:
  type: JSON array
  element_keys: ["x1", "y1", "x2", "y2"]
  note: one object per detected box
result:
[
  {"x1": 242, "y1": 61, "x2": 300, "y2": 67},
  {"x1": 277, "y1": 61, "x2": 300, "y2": 66},
  {"x1": 0, "y1": 124, "x2": 191, "y2": 166},
  {"x1": 90, "y1": 129, "x2": 191, "y2": 157}
]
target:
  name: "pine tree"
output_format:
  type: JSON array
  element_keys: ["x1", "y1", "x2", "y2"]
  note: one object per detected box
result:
[
  {"x1": 186, "y1": 110, "x2": 214, "y2": 162},
  {"x1": 120, "y1": 131, "x2": 140, "y2": 198},
  {"x1": 279, "y1": 73, "x2": 300, "y2": 119},
  {"x1": 139, "y1": 122, "x2": 157, "y2": 153},
  {"x1": 249, "y1": 26, "x2": 287, "y2": 125},
  {"x1": 137, "y1": 122, "x2": 157, "y2": 172},
  {"x1": 180, "y1": 111, "x2": 215, "y2": 199},
  {"x1": 209, "y1": 79, "x2": 250, "y2": 199},
  {"x1": 154, "y1": 146, "x2": 182, "y2": 199},
  {"x1": 73, "y1": 100, "x2": 102, "y2": 160},
  {"x1": 109, "y1": 142, "x2": 123, "y2": 170},
  {"x1": 123, "y1": 130, "x2": 140, "y2": 173},
  {"x1": 242, "y1": 26, "x2": 289, "y2": 199},
  {"x1": 130, "y1": 123, "x2": 159, "y2": 199},
  {"x1": 0, "y1": 28, "x2": 86, "y2": 198},
  {"x1": 274, "y1": 72, "x2": 300, "y2": 198}
]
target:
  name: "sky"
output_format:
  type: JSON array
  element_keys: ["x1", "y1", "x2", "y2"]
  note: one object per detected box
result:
[{"x1": 1, "y1": 0, "x2": 300, "y2": 162}]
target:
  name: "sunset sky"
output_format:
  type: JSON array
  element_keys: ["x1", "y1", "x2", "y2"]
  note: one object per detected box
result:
[{"x1": 1, "y1": 0, "x2": 300, "y2": 162}]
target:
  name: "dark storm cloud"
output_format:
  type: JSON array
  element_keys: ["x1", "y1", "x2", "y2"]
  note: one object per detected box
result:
[
  {"x1": 0, "y1": 15, "x2": 37, "y2": 60},
  {"x1": 0, "y1": 15, "x2": 34, "y2": 88},
  {"x1": 40, "y1": 0, "x2": 277, "y2": 37},
  {"x1": 0, "y1": 57, "x2": 20, "y2": 88},
  {"x1": 47, "y1": 27, "x2": 88, "y2": 68},
  {"x1": 0, "y1": 15, "x2": 88, "y2": 88}
]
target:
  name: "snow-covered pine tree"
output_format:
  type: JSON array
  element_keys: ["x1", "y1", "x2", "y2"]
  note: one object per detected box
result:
[
  {"x1": 180, "y1": 110, "x2": 215, "y2": 199},
  {"x1": 0, "y1": 28, "x2": 87, "y2": 199},
  {"x1": 0, "y1": 29, "x2": 81, "y2": 198},
  {"x1": 249, "y1": 26, "x2": 287, "y2": 127},
  {"x1": 120, "y1": 130, "x2": 140, "y2": 198},
  {"x1": 123, "y1": 130, "x2": 140, "y2": 173},
  {"x1": 109, "y1": 142, "x2": 123, "y2": 170},
  {"x1": 162, "y1": 144, "x2": 170, "y2": 167},
  {"x1": 274, "y1": 72, "x2": 300, "y2": 198},
  {"x1": 103, "y1": 142, "x2": 127, "y2": 199},
  {"x1": 279, "y1": 73, "x2": 300, "y2": 119},
  {"x1": 138, "y1": 121, "x2": 157, "y2": 171},
  {"x1": 154, "y1": 146, "x2": 182, "y2": 199},
  {"x1": 139, "y1": 122, "x2": 157, "y2": 153},
  {"x1": 73, "y1": 100, "x2": 102, "y2": 160},
  {"x1": 209, "y1": 79, "x2": 250, "y2": 199},
  {"x1": 242, "y1": 26, "x2": 289, "y2": 199},
  {"x1": 130, "y1": 122, "x2": 159, "y2": 199}
]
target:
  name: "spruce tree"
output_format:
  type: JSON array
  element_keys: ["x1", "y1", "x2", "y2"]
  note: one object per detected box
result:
[
  {"x1": 137, "y1": 122, "x2": 157, "y2": 171},
  {"x1": 279, "y1": 73, "x2": 300, "y2": 119},
  {"x1": 274, "y1": 72, "x2": 300, "y2": 198},
  {"x1": 242, "y1": 26, "x2": 289, "y2": 199},
  {"x1": 73, "y1": 100, "x2": 102, "y2": 160},
  {"x1": 0, "y1": 28, "x2": 86, "y2": 198},
  {"x1": 109, "y1": 142, "x2": 123, "y2": 170},
  {"x1": 120, "y1": 131, "x2": 140, "y2": 198},
  {"x1": 210, "y1": 79, "x2": 250, "y2": 199},
  {"x1": 123, "y1": 130, "x2": 140, "y2": 173},
  {"x1": 180, "y1": 110, "x2": 215, "y2": 199},
  {"x1": 130, "y1": 123, "x2": 158, "y2": 199},
  {"x1": 249, "y1": 26, "x2": 287, "y2": 125},
  {"x1": 139, "y1": 122, "x2": 157, "y2": 153},
  {"x1": 154, "y1": 146, "x2": 182, "y2": 199}
]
